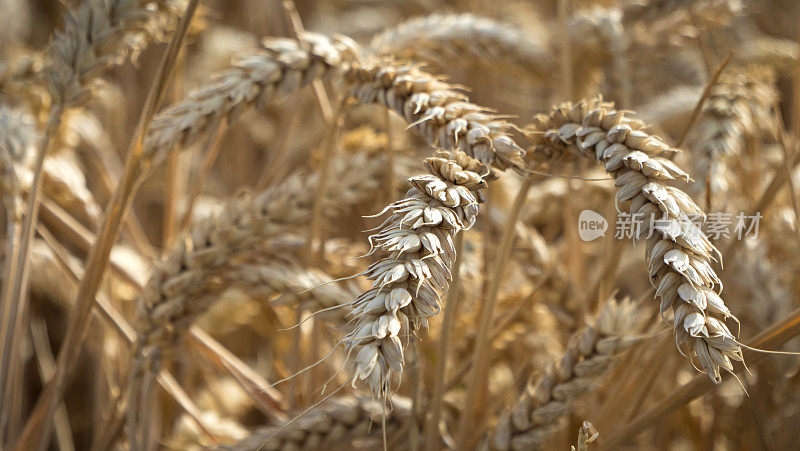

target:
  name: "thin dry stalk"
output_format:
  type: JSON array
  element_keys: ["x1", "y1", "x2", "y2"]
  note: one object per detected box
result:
[
  {"x1": 423, "y1": 234, "x2": 464, "y2": 451},
  {"x1": 0, "y1": 107, "x2": 36, "y2": 431},
  {"x1": 456, "y1": 176, "x2": 534, "y2": 448},
  {"x1": 677, "y1": 51, "x2": 735, "y2": 147}
]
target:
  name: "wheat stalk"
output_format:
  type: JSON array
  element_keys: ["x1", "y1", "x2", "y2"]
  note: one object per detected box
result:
[
  {"x1": 526, "y1": 97, "x2": 742, "y2": 383},
  {"x1": 490, "y1": 299, "x2": 640, "y2": 450},
  {"x1": 368, "y1": 13, "x2": 551, "y2": 80}
]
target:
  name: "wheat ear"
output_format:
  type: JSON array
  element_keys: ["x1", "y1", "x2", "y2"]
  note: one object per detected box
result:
[
  {"x1": 133, "y1": 152, "x2": 380, "y2": 361},
  {"x1": 525, "y1": 97, "x2": 742, "y2": 383},
  {"x1": 46, "y1": 0, "x2": 184, "y2": 107},
  {"x1": 128, "y1": 153, "x2": 382, "y2": 439},
  {"x1": 368, "y1": 13, "x2": 551, "y2": 80},
  {"x1": 689, "y1": 65, "x2": 777, "y2": 198},
  {"x1": 144, "y1": 32, "x2": 358, "y2": 167},
  {"x1": 491, "y1": 299, "x2": 640, "y2": 450},
  {"x1": 344, "y1": 59, "x2": 526, "y2": 171},
  {"x1": 345, "y1": 151, "x2": 491, "y2": 398},
  {"x1": 218, "y1": 395, "x2": 413, "y2": 450}
]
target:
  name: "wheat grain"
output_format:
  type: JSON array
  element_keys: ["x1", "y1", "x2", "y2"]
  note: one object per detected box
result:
[
  {"x1": 526, "y1": 97, "x2": 742, "y2": 383},
  {"x1": 491, "y1": 299, "x2": 640, "y2": 450}
]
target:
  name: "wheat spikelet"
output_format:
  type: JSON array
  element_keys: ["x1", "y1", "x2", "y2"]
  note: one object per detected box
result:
[
  {"x1": 490, "y1": 299, "x2": 640, "y2": 450},
  {"x1": 218, "y1": 395, "x2": 413, "y2": 450},
  {"x1": 345, "y1": 151, "x2": 491, "y2": 398},
  {"x1": 525, "y1": 97, "x2": 742, "y2": 383},
  {"x1": 688, "y1": 65, "x2": 777, "y2": 197},
  {"x1": 344, "y1": 60, "x2": 526, "y2": 171},
  {"x1": 144, "y1": 33, "x2": 358, "y2": 167},
  {"x1": 368, "y1": 13, "x2": 551, "y2": 80}
]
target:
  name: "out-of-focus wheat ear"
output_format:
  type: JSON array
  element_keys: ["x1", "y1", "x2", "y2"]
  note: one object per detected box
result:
[
  {"x1": 490, "y1": 299, "x2": 641, "y2": 450},
  {"x1": 621, "y1": 0, "x2": 744, "y2": 27},
  {"x1": 216, "y1": 396, "x2": 417, "y2": 450},
  {"x1": 144, "y1": 32, "x2": 360, "y2": 169},
  {"x1": 368, "y1": 13, "x2": 552, "y2": 80},
  {"x1": 344, "y1": 59, "x2": 526, "y2": 172},
  {"x1": 525, "y1": 97, "x2": 743, "y2": 384},
  {"x1": 737, "y1": 36, "x2": 800, "y2": 75},
  {"x1": 687, "y1": 65, "x2": 778, "y2": 202},
  {"x1": 128, "y1": 152, "x2": 383, "y2": 443}
]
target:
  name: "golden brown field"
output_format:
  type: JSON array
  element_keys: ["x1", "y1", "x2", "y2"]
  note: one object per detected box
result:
[{"x1": 1, "y1": 0, "x2": 800, "y2": 449}]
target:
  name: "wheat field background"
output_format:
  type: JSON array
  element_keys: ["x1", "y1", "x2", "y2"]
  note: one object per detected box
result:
[{"x1": 1, "y1": 0, "x2": 800, "y2": 449}]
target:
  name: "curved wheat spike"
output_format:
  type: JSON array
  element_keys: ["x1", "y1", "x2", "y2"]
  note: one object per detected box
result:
[
  {"x1": 368, "y1": 13, "x2": 551, "y2": 80},
  {"x1": 344, "y1": 151, "x2": 492, "y2": 398},
  {"x1": 525, "y1": 97, "x2": 742, "y2": 383},
  {"x1": 491, "y1": 299, "x2": 641, "y2": 450},
  {"x1": 143, "y1": 32, "x2": 360, "y2": 168},
  {"x1": 341, "y1": 58, "x2": 526, "y2": 398}
]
